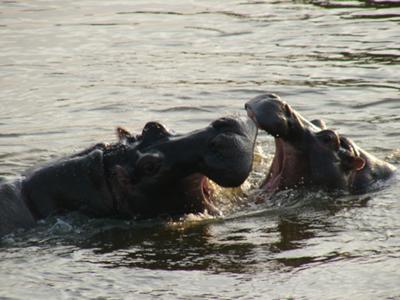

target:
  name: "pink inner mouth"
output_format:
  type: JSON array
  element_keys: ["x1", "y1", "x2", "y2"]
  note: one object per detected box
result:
[
  {"x1": 262, "y1": 138, "x2": 307, "y2": 192},
  {"x1": 246, "y1": 106, "x2": 307, "y2": 192},
  {"x1": 182, "y1": 174, "x2": 221, "y2": 216}
]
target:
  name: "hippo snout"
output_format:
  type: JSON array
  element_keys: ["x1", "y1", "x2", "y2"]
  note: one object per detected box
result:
[{"x1": 201, "y1": 116, "x2": 257, "y2": 187}]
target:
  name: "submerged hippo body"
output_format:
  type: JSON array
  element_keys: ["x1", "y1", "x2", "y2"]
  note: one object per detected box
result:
[
  {"x1": 0, "y1": 116, "x2": 257, "y2": 236},
  {"x1": 245, "y1": 94, "x2": 396, "y2": 195}
]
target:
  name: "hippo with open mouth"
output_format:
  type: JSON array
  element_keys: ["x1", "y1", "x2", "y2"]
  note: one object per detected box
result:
[
  {"x1": 0, "y1": 116, "x2": 257, "y2": 236},
  {"x1": 245, "y1": 94, "x2": 396, "y2": 195}
]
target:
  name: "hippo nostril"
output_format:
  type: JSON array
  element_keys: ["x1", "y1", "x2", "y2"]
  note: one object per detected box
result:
[
  {"x1": 268, "y1": 93, "x2": 278, "y2": 99},
  {"x1": 322, "y1": 135, "x2": 332, "y2": 144},
  {"x1": 283, "y1": 103, "x2": 292, "y2": 117}
]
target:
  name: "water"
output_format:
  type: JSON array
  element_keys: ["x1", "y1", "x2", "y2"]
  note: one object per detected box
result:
[{"x1": 1, "y1": 0, "x2": 400, "y2": 299}]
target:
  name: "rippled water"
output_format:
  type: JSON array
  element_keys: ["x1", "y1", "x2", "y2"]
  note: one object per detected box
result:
[{"x1": 1, "y1": 1, "x2": 400, "y2": 299}]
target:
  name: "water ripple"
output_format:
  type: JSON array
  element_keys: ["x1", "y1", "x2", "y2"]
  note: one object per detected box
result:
[
  {"x1": 116, "y1": 10, "x2": 251, "y2": 19},
  {"x1": 1, "y1": 0, "x2": 400, "y2": 298},
  {"x1": 151, "y1": 106, "x2": 214, "y2": 113},
  {"x1": 352, "y1": 98, "x2": 400, "y2": 109}
]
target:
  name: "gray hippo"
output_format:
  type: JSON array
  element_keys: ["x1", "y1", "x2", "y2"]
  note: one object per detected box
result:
[
  {"x1": 245, "y1": 94, "x2": 396, "y2": 194},
  {"x1": 0, "y1": 116, "x2": 257, "y2": 236}
]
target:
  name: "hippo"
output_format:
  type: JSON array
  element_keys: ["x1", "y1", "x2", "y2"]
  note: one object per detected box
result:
[
  {"x1": 0, "y1": 116, "x2": 257, "y2": 236},
  {"x1": 245, "y1": 94, "x2": 396, "y2": 195}
]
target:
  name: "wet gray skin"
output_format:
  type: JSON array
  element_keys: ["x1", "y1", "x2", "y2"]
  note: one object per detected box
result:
[
  {"x1": 245, "y1": 94, "x2": 396, "y2": 194},
  {"x1": 0, "y1": 116, "x2": 257, "y2": 236}
]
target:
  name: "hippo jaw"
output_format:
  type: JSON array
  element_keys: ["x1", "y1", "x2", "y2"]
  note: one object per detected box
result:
[
  {"x1": 177, "y1": 173, "x2": 221, "y2": 216},
  {"x1": 245, "y1": 94, "x2": 312, "y2": 192},
  {"x1": 261, "y1": 138, "x2": 308, "y2": 192},
  {"x1": 245, "y1": 94, "x2": 367, "y2": 193},
  {"x1": 105, "y1": 159, "x2": 222, "y2": 218},
  {"x1": 146, "y1": 116, "x2": 257, "y2": 216},
  {"x1": 107, "y1": 116, "x2": 258, "y2": 218}
]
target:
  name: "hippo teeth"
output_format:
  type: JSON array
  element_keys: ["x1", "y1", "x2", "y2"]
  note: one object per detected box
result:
[{"x1": 246, "y1": 107, "x2": 261, "y2": 128}]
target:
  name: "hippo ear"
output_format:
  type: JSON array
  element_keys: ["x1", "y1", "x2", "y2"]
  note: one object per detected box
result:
[
  {"x1": 351, "y1": 157, "x2": 366, "y2": 171},
  {"x1": 340, "y1": 150, "x2": 366, "y2": 172},
  {"x1": 136, "y1": 152, "x2": 163, "y2": 176},
  {"x1": 343, "y1": 156, "x2": 366, "y2": 171},
  {"x1": 116, "y1": 126, "x2": 137, "y2": 144}
]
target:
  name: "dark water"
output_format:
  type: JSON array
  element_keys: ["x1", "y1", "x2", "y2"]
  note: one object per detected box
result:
[{"x1": 1, "y1": 1, "x2": 400, "y2": 299}]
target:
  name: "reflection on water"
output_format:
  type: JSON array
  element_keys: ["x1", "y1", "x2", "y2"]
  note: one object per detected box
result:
[
  {"x1": 310, "y1": 0, "x2": 400, "y2": 9},
  {"x1": 0, "y1": 191, "x2": 365, "y2": 272},
  {"x1": 1, "y1": 0, "x2": 400, "y2": 299}
]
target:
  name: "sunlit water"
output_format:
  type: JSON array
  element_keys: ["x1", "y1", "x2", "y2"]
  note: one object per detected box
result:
[{"x1": 1, "y1": 1, "x2": 400, "y2": 299}]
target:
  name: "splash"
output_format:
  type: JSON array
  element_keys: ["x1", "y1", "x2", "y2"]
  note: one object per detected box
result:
[{"x1": 385, "y1": 148, "x2": 400, "y2": 164}]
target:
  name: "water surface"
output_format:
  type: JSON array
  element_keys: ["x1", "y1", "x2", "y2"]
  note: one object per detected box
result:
[{"x1": 1, "y1": 1, "x2": 400, "y2": 299}]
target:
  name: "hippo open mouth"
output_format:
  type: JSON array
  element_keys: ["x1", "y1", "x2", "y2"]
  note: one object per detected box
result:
[
  {"x1": 245, "y1": 94, "x2": 314, "y2": 192},
  {"x1": 245, "y1": 94, "x2": 369, "y2": 193},
  {"x1": 105, "y1": 116, "x2": 258, "y2": 218},
  {"x1": 102, "y1": 144, "x2": 221, "y2": 217},
  {"x1": 178, "y1": 173, "x2": 220, "y2": 216},
  {"x1": 0, "y1": 116, "x2": 257, "y2": 236},
  {"x1": 261, "y1": 138, "x2": 305, "y2": 192}
]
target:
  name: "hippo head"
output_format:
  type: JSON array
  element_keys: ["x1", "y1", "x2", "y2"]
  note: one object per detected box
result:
[
  {"x1": 245, "y1": 94, "x2": 367, "y2": 193},
  {"x1": 103, "y1": 116, "x2": 257, "y2": 218}
]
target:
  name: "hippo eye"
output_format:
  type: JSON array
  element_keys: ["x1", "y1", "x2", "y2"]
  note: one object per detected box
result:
[
  {"x1": 136, "y1": 153, "x2": 163, "y2": 176},
  {"x1": 316, "y1": 130, "x2": 340, "y2": 150},
  {"x1": 142, "y1": 162, "x2": 160, "y2": 175}
]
